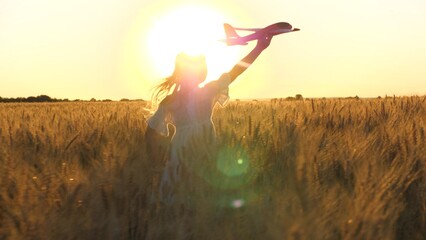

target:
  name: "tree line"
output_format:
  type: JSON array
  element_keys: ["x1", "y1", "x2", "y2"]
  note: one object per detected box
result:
[
  {"x1": 0, "y1": 95, "x2": 145, "y2": 103},
  {"x1": 0, "y1": 95, "x2": 67, "y2": 103}
]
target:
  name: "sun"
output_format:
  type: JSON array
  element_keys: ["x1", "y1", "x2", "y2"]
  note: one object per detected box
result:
[{"x1": 147, "y1": 5, "x2": 241, "y2": 82}]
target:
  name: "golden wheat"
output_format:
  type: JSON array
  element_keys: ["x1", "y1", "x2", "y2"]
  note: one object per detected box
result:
[{"x1": 0, "y1": 97, "x2": 425, "y2": 239}]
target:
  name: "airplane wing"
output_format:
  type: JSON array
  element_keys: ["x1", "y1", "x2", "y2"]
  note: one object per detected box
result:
[{"x1": 233, "y1": 27, "x2": 262, "y2": 31}]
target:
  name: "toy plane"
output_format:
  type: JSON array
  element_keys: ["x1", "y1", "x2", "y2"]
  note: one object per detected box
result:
[{"x1": 221, "y1": 22, "x2": 300, "y2": 46}]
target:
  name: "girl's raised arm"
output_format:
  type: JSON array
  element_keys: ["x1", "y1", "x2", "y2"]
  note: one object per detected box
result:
[{"x1": 228, "y1": 35, "x2": 272, "y2": 83}]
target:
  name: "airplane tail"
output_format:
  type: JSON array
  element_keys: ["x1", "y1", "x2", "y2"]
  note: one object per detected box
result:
[{"x1": 223, "y1": 23, "x2": 240, "y2": 39}]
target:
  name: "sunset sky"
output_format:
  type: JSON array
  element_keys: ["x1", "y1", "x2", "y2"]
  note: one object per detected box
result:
[{"x1": 1, "y1": 0, "x2": 425, "y2": 100}]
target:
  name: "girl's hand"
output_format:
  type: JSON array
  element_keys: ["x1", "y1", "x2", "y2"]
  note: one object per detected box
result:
[{"x1": 256, "y1": 34, "x2": 272, "y2": 50}]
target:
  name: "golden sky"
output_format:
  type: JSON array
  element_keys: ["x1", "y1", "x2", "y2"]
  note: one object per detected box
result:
[{"x1": 1, "y1": 0, "x2": 425, "y2": 100}]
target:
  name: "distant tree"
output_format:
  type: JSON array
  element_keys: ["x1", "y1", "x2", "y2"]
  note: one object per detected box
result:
[
  {"x1": 295, "y1": 94, "x2": 304, "y2": 101},
  {"x1": 37, "y1": 95, "x2": 52, "y2": 102},
  {"x1": 27, "y1": 96, "x2": 37, "y2": 102},
  {"x1": 120, "y1": 98, "x2": 130, "y2": 102},
  {"x1": 90, "y1": 98, "x2": 97, "y2": 102},
  {"x1": 102, "y1": 99, "x2": 112, "y2": 102},
  {"x1": 286, "y1": 96, "x2": 295, "y2": 101}
]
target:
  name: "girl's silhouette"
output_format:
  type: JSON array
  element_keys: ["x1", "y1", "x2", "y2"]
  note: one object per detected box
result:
[{"x1": 146, "y1": 35, "x2": 272, "y2": 206}]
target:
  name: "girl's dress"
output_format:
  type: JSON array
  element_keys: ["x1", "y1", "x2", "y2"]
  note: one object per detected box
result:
[{"x1": 147, "y1": 73, "x2": 231, "y2": 205}]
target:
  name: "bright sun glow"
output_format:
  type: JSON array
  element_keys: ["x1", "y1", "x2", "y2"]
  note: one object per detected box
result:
[{"x1": 147, "y1": 5, "x2": 241, "y2": 82}]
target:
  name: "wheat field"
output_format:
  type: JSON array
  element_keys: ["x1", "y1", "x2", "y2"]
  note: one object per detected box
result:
[{"x1": 1, "y1": 97, "x2": 425, "y2": 240}]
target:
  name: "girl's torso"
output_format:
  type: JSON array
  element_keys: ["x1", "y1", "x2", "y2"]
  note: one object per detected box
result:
[{"x1": 166, "y1": 87, "x2": 217, "y2": 145}]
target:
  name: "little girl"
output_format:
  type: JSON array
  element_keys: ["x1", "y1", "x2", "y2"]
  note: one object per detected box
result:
[{"x1": 146, "y1": 35, "x2": 272, "y2": 206}]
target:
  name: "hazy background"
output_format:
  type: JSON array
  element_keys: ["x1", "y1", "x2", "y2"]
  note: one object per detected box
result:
[{"x1": 1, "y1": 0, "x2": 425, "y2": 100}]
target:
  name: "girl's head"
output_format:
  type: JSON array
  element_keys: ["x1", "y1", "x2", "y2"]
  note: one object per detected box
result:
[
  {"x1": 173, "y1": 53, "x2": 207, "y2": 87},
  {"x1": 152, "y1": 53, "x2": 207, "y2": 105}
]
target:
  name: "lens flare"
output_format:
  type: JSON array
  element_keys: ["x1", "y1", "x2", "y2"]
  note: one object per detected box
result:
[
  {"x1": 197, "y1": 145, "x2": 253, "y2": 191},
  {"x1": 216, "y1": 147, "x2": 249, "y2": 177},
  {"x1": 231, "y1": 199, "x2": 245, "y2": 208},
  {"x1": 216, "y1": 190, "x2": 259, "y2": 209}
]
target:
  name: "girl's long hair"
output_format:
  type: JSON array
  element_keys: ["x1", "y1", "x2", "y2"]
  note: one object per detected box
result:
[
  {"x1": 150, "y1": 74, "x2": 178, "y2": 109},
  {"x1": 150, "y1": 53, "x2": 206, "y2": 110}
]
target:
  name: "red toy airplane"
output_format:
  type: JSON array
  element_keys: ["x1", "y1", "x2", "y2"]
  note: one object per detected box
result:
[{"x1": 221, "y1": 22, "x2": 300, "y2": 46}]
